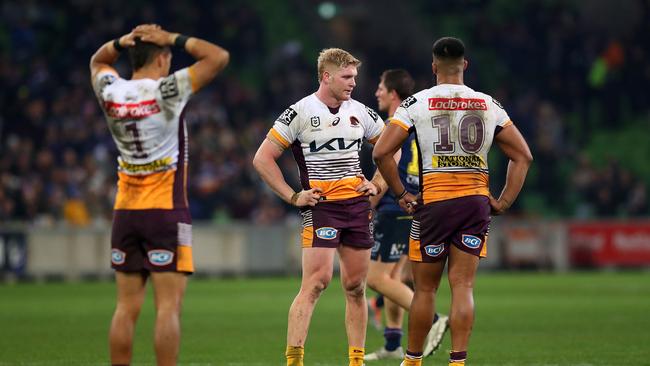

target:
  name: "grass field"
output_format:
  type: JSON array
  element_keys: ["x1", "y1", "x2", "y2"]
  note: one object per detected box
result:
[{"x1": 0, "y1": 272, "x2": 649, "y2": 365}]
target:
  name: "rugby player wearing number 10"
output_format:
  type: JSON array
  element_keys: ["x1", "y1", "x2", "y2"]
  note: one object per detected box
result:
[{"x1": 373, "y1": 37, "x2": 532, "y2": 366}]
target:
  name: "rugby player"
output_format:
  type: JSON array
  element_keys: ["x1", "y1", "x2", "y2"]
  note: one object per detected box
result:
[
  {"x1": 373, "y1": 37, "x2": 532, "y2": 366},
  {"x1": 90, "y1": 24, "x2": 229, "y2": 366},
  {"x1": 253, "y1": 48, "x2": 384, "y2": 366},
  {"x1": 365, "y1": 69, "x2": 448, "y2": 361}
]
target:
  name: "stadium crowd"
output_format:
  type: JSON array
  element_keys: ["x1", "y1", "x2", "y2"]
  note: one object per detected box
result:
[{"x1": 0, "y1": 0, "x2": 648, "y2": 226}]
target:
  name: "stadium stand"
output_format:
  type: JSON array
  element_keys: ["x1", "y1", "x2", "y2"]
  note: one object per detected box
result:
[{"x1": 0, "y1": 0, "x2": 648, "y2": 227}]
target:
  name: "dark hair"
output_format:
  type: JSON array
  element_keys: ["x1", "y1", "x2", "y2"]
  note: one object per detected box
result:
[
  {"x1": 381, "y1": 69, "x2": 415, "y2": 100},
  {"x1": 128, "y1": 38, "x2": 170, "y2": 71},
  {"x1": 432, "y1": 37, "x2": 465, "y2": 59}
]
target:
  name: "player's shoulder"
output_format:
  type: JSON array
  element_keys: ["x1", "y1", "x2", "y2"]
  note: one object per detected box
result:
[
  {"x1": 346, "y1": 98, "x2": 381, "y2": 122},
  {"x1": 155, "y1": 70, "x2": 187, "y2": 100},
  {"x1": 275, "y1": 95, "x2": 312, "y2": 127},
  {"x1": 97, "y1": 75, "x2": 129, "y2": 97},
  {"x1": 397, "y1": 88, "x2": 429, "y2": 111},
  {"x1": 291, "y1": 93, "x2": 320, "y2": 113},
  {"x1": 462, "y1": 87, "x2": 505, "y2": 111}
]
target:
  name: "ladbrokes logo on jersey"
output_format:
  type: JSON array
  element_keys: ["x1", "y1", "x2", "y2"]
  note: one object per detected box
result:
[
  {"x1": 105, "y1": 100, "x2": 161, "y2": 120},
  {"x1": 428, "y1": 98, "x2": 487, "y2": 111}
]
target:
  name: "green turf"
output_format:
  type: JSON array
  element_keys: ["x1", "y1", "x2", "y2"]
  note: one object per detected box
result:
[{"x1": 0, "y1": 272, "x2": 649, "y2": 365}]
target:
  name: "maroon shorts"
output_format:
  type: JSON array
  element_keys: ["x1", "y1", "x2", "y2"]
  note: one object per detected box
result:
[
  {"x1": 300, "y1": 196, "x2": 374, "y2": 249},
  {"x1": 409, "y1": 195, "x2": 490, "y2": 262},
  {"x1": 111, "y1": 209, "x2": 194, "y2": 273}
]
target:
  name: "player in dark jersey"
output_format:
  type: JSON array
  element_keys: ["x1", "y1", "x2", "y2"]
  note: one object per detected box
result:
[{"x1": 365, "y1": 70, "x2": 448, "y2": 361}]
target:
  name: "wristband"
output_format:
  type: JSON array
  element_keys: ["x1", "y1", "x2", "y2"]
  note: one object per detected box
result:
[
  {"x1": 290, "y1": 191, "x2": 301, "y2": 206},
  {"x1": 113, "y1": 39, "x2": 125, "y2": 52},
  {"x1": 174, "y1": 34, "x2": 189, "y2": 49},
  {"x1": 396, "y1": 189, "x2": 408, "y2": 201}
]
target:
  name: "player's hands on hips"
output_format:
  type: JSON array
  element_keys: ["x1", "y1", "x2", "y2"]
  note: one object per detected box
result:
[
  {"x1": 355, "y1": 174, "x2": 379, "y2": 196},
  {"x1": 132, "y1": 24, "x2": 175, "y2": 47},
  {"x1": 398, "y1": 192, "x2": 418, "y2": 214},
  {"x1": 489, "y1": 195, "x2": 509, "y2": 215},
  {"x1": 293, "y1": 188, "x2": 323, "y2": 207}
]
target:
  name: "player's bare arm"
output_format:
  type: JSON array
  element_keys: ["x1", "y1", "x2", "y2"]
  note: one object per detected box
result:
[
  {"x1": 133, "y1": 25, "x2": 229, "y2": 92},
  {"x1": 373, "y1": 123, "x2": 417, "y2": 213},
  {"x1": 368, "y1": 149, "x2": 402, "y2": 208},
  {"x1": 253, "y1": 137, "x2": 322, "y2": 207},
  {"x1": 490, "y1": 124, "x2": 533, "y2": 215},
  {"x1": 89, "y1": 31, "x2": 137, "y2": 79}
]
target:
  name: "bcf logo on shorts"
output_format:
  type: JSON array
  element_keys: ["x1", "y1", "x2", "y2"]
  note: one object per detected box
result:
[
  {"x1": 148, "y1": 250, "x2": 174, "y2": 266},
  {"x1": 111, "y1": 249, "x2": 126, "y2": 265},
  {"x1": 461, "y1": 234, "x2": 482, "y2": 249},
  {"x1": 315, "y1": 227, "x2": 338, "y2": 240},
  {"x1": 424, "y1": 244, "x2": 444, "y2": 257}
]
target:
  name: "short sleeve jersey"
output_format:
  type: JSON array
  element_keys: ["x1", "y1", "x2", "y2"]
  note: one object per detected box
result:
[
  {"x1": 92, "y1": 67, "x2": 195, "y2": 210},
  {"x1": 390, "y1": 84, "x2": 513, "y2": 204},
  {"x1": 269, "y1": 94, "x2": 384, "y2": 201}
]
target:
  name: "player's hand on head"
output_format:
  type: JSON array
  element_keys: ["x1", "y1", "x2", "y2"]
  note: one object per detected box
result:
[
  {"x1": 133, "y1": 26, "x2": 174, "y2": 47},
  {"x1": 398, "y1": 192, "x2": 418, "y2": 214},
  {"x1": 118, "y1": 31, "x2": 137, "y2": 48},
  {"x1": 294, "y1": 188, "x2": 323, "y2": 207},
  {"x1": 133, "y1": 24, "x2": 161, "y2": 32},
  {"x1": 355, "y1": 173, "x2": 379, "y2": 196}
]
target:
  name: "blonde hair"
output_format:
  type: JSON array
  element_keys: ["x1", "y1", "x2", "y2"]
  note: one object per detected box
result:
[{"x1": 317, "y1": 48, "x2": 361, "y2": 82}]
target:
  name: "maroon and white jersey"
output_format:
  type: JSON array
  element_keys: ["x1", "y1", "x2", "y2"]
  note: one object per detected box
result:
[{"x1": 92, "y1": 67, "x2": 194, "y2": 175}]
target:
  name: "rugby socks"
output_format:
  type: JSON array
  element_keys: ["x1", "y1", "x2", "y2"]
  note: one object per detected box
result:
[
  {"x1": 403, "y1": 350, "x2": 423, "y2": 366},
  {"x1": 348, "y1": 346, "x2": 364, "y2": 366},
  {"x1": 449, "y1": 350, "x2": 467, "y2": 365},
  {"x1": 285, "y1": 345, "x2": 304, "y2": 366},
  {"x1": 384, "y1": 327, "x2": 403, "y2": 351}
]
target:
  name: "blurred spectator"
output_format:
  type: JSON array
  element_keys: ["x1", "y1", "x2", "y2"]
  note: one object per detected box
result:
[{"x1": 0, "y1": 0, "x2": 648, "y2": 225}]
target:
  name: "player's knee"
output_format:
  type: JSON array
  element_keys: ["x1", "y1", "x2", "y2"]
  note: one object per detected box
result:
[
  {"x1": 342, "y1": 279, "x2": 365, "y2": 299},
  {"x1": 156, "y1": 297, "x2": 183, "y2": 316},
  {"x1": 115, "y1": 301, "x2": 143, "y2": 320},
  {"x1": 448, "y1": 271, "x2": 475, "y2": 289},
  {"x1": 304, "y1": 275, "x2": 330, "y2": 299}
]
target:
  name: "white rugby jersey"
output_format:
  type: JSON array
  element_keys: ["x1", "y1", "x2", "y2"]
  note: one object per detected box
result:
[
  {"x1": 390, "y1": 84, "x2": 513, "y2": 204},
  {"x1": 92, "y1": 67, "x2": 195, "y2": 210},
  {"x1": 269, "y1": 94, "x2": 384, "y2": 201}
]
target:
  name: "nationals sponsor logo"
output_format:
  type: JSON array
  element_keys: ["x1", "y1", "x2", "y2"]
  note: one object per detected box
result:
[
  {"x1": 433, "y1": 155, "x2": 485, "y2": 168},
  {"x1": 428, "y1": 98, "x2": 487, "y2": 111},
  {"x1": 105, "y1": 100, "x2": 161, "y2": 120}
]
